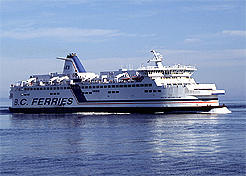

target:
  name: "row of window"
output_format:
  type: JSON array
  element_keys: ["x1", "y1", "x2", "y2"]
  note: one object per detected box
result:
[
  {"x1": 82, "y1": 90, "x2": 120, "y2": 95},
  {"x1": 147, "y1": 70, "x2": 192, "y2": 74},
  {"x1": 21, "y1": 93, "x2": 30, "y2": 96},
  {"x1": 23, "y1": 87, "x2": 71, "y2": 91},
  {"x1": 20, "y1": 83, "x2": 153, "y2": 91},
  {"x1": 108, "y1": 91, "x2": 120, "y2": 94},
  {"x1": 81, "y1": 84, "x2": 152, "y2": 89},
  {"x1": 92, "y1": 90, "x2": 100, "y2": 92},
  {"x1": 160, "y1": 77, "x2": 190, "y2": 79},
  {"x1": 83, "y1": 92, "x2": 92, "y2": 95},
  {"x1": 50, "y1": 92, "x2": 60, "y2": 95},
  {"x1": 144, "y1": 90, "x2": 162, "y2": 93}
]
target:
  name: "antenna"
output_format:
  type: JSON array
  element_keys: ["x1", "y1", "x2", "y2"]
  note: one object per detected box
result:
[{"x1": 149, "y1": 50, "x2": 164, "y2": 68}]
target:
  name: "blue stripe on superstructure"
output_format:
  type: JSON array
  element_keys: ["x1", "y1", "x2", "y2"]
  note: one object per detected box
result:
[
  {"x1": 80, "y1": 98, "x2": 218, "y2": 102},
  {"x1": 72, "y1": 56, "x2": 86, "y2": 73},
  {"x1": 71, "y1": 85, "x2": 87, "y2": 103}
]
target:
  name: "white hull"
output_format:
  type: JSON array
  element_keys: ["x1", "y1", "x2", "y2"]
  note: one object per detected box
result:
[
  {"x1": 9, "y1": 51, "x2": 227, "y2": 113},
  {"x1": 10, "y1": 83, "x2": 220, "y2": 111}
]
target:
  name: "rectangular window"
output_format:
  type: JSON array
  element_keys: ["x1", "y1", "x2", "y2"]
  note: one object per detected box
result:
[
  {"x1": 149, "y1": 90, "x2": 152, "y2": 93},
  {"x1": 112, "y1": 85, "x2": 115, "y2": 88},
  {"x1": 116, "y1": 85, "x2": 119, "y2": 88},
  {"x1": 108, "y1": 85, "x2": 111, "y2": 88},
  {"x1": 85, "y1": 86, "x2": 88, "y2": 89},
  {"x1": 92, "y1": 90, "x2": 100, "y2": 92},
  {"x1": 104, "y1": 85, "x2": 107, "y2": 88},
  {"x1": 149, "y1": 84, "x2": 152, "y2": 87},
  {"x1": 144, "y1": 84, "x2": 148, "y2": 87},
  {"x1": 128, "y1": 85, "x2": 131, "y2": 87},
  {"x1": 89, "y1": 92, "x2": 92, "y2": 94},
  {"x1": 120, "y1": 85, "x2": 123, "y2": 88},
  {"x1": 89, "y1": 86, "x2": 92, "y2": 89},
  {"x1": 132, "y1": 84, "x2": 136, "y2": 87},
  {"x1": 158, "y1": 90, "x2": 161, "y2": 92},
  {"x1": 96, "y1": 86, "x2": 99, "y2": 88},
  {"x1": 124, "y1": 85, "x2": 127, "y2": 87},
  {"x1": 112, "y1": 91, "x2": 115, "y2": 93},
  {"x1": 100, "y1": 86, "x2": 103, "y2": 88},
  {"x1": 93, "y1": 86, "x2": 95, "y2": 89},
  {"x1": 108, "y1": 91, "x2": 111, "y2": 93},
  {"x1": 116, "y1": 91, "x2": 119, "y2": 93},
  {"x1": 144, "y1": 90, "x2": 148, "y2": 93},
  {"x1": 136, "y1": 84, "x2": 139, "y2": 87},
  {"x1": 81, "y1": 86, "x2": 84, "y2": 89},
  {"x1": 57, "y1": 87, "x2": 59, "y2": 90},
  {"x1": 153, "y1": 90, "x2": 156, "y2": 92},
  {"x1": 140, "y1": 84, "x2": 144, "y2": 87}
]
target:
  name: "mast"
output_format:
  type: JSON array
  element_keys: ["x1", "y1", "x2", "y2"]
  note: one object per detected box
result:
[{"x1": 149, "y1": 50, "x2": 164, "y2": 68}]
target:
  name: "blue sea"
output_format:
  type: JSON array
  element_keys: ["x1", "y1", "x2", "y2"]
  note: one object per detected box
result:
[{"x1": 0, "y1": 100, "x2": 245, "y2": 176}]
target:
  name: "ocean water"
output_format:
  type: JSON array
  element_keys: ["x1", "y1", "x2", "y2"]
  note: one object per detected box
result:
[{"x1": 0, "y1": 101, "x2": 245, "y2": 176}]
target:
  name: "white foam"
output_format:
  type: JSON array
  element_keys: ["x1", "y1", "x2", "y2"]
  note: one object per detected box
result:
[
  {"x1": 73, "y1": 112, "x2": 131, "y2": 115},
  {"x1": 207, "y1": 107, "x2": 232, "y2": 114}
]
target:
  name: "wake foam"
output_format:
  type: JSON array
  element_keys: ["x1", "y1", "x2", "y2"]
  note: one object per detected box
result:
[
  {"x1": 73, "y1": 112, "x2": 131, "y2": 115},
  {"x1": 206, "y1": 107, "x2": 232, "y2": 114}
]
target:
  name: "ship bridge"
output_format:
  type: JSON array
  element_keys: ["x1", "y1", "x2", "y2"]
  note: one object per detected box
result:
[{"x1": 138, "y1": 50, "x2": 197, "y2": 79}]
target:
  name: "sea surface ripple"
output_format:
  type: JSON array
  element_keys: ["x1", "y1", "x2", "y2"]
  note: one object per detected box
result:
[{"x1": 0, "y1": 100, "x2": 245, "y2": 176}]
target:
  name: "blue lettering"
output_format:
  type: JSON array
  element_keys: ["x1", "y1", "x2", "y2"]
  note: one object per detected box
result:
[
  {"x1": 31, "y1": 98, "x2": 38, "y2": 105},
  {"x1": 67, "y1": 98, "x2": 73, "y2": 105},
  {"x1": 44, "y1": 98, "x2": 51, "y2": 105},
  {"x1": 14, "y1": 99, "x2": 18, "y2": 105},
  {"x1": 51, "y1": 98, "x2": 58, "y2": 105},
  {"x1": 20, "y1": 99, "x2": 27, "y2": 105},
  {"x1": 60, "y1": 98, "x2": 67, "y2": 106},
  {"x1": 38, "y1": 98, "x2": 44, "y2": 105}
]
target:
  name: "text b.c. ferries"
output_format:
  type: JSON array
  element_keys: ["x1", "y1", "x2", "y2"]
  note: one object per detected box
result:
[{"x1": 9, "y1": 50, "x2": 230, "y2": 113}]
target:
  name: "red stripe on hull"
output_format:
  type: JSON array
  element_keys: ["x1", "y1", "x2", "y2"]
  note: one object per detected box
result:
[{"x1": 77, "y1": 101, "x2": 218, "y2": 105}]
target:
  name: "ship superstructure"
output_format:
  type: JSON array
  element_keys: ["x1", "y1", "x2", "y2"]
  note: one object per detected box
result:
[{"x1": 9, "y1": 51, "x2": 229, "y2": 113}]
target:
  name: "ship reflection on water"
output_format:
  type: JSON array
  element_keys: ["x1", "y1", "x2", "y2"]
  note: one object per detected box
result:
[{"x1": 1, "y1": 104, "x2": 245, "y2": 175}]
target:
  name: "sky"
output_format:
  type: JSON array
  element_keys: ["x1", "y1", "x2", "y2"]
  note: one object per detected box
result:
[{"x1": 0, "y1": 0, "x2": 245, "y2": 100}]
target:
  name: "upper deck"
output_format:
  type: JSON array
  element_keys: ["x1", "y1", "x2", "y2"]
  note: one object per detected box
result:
[
  {"x1": 10, "y1": 50, "x2": 198, "y2": 89},
  {"x1": 138, "y1": 50, "x2": 196, "y2": 78}
]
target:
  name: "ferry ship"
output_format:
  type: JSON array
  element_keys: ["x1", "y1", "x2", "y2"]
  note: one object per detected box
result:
[{"x1": 9, "y1": 50, "x2": 230, "y2": 113}]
